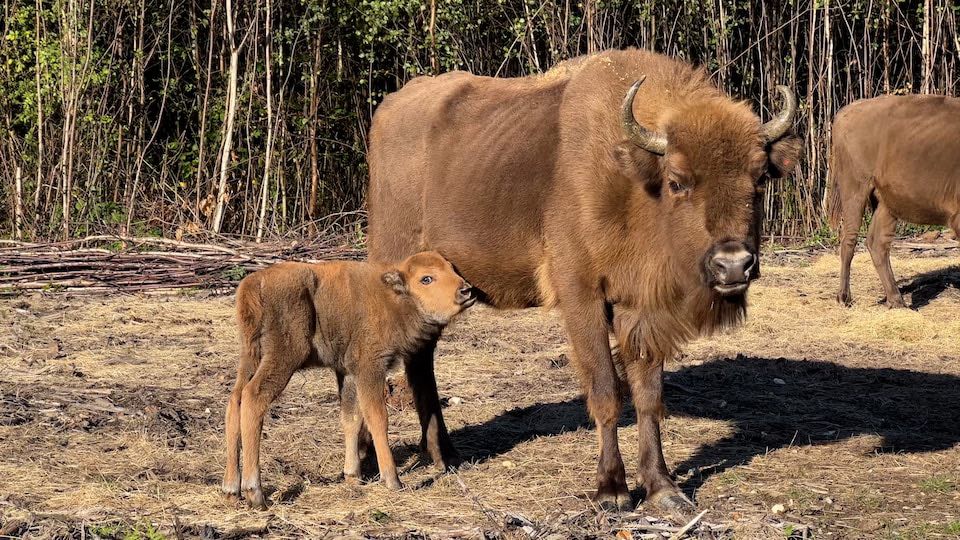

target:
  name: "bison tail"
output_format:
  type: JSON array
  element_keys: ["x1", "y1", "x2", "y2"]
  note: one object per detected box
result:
[
  {"x1": 235, "y1": 276, "x2": 264, "y2": 383},
  {"x1": 826, "y1": 143, "x2": 844, "y2": 231}
]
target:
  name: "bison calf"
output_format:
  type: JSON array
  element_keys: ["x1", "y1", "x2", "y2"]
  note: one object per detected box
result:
[{"x1": 221, "y1": 251, "x2": 474, "y2": 509}]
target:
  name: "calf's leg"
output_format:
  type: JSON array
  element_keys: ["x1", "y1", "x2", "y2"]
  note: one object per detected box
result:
[
  {"x1": 223, "y1": 345, "x2": 258, "y2": 501},
  {"x1": 337, "y1": 373, "x2": 363, "y2": 480},
  {"x1": 222, "y1": 378, "x2": 245, "y2": 501},
  {"x1": 356, "y1": 368, "x2": 403, "y2": 490},
  {"x1": 239, "y1": 356, "x2": 297, "y2": 509},
  {"x1": 866, "y1": 202, "x2": 904, "y2": 308},
  {"x1": 403, "y1": 340, "x2": 460, "y2": 469}
]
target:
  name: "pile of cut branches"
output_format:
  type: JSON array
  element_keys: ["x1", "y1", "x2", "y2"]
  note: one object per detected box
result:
[{"x1": 0, "y1": 235, "x2": 365, "y2": 295}]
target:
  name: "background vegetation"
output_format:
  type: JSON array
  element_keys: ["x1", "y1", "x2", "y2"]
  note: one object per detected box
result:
[{"x1": 0, "y1": 0, "x2": 957, "y2": 241}]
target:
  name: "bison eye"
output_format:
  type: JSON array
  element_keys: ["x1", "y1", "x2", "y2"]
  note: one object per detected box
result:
[
  {"x1": 420, "y1": 276, "x2": 434, "y2": 285},
  {"x1": 668, "y1": 181, "x2": 686, "y2": 194}
]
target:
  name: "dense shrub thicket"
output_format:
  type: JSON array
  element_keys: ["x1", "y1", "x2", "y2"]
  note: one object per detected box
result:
[{"x1": 0, "y1": 0, "x2": 957, "y2": 240}]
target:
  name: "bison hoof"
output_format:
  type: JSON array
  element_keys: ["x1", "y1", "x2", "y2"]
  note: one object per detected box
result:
[
  {"x1": 430, "y1": 447, "x2": 463, "y2": 471},
  {"x1": 885, "y1": 297, "x2": 907, "y2": 309},
  {"x1": 594, "y1": 489, "x2": 632, "y2": 513},
  {"x1": 648, "y1": 490, "x2": 697, "y2": 522}
]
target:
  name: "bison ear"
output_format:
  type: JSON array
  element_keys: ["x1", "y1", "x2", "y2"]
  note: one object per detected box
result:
[
  {"x1": 767, "y1": 135, "x2": 802, "y2": 178},
  {"x1": 381, "y1": 270, "x2": 407, "y2": 295},
  {"x1": 613, "y1": 142, "x2": 663, "y2": 195}
]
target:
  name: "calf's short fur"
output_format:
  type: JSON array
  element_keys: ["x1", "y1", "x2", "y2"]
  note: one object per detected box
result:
[{"x1": 221, "y1": 251, "x2": 473, "y2": 509}]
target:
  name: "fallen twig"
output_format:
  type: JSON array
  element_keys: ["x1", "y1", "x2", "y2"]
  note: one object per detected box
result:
[{"x1": 668, "y1": 510, "x2": 708, "y2": 540}]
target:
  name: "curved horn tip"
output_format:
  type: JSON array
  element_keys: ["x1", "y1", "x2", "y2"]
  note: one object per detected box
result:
[
  {"x1": 620, "y1": 76, "x2": 667, "y2": 155},
  {"x1": 761, "y1": 85, "x2": 798, "y2": 142}
]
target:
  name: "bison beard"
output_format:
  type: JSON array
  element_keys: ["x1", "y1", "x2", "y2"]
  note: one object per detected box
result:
[{"x1": 366, "y1": 48, "x2": 800, "y2": 518}]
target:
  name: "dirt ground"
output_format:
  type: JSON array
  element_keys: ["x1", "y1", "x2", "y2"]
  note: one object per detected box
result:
[{"x1": 2, "y1": 246, "x2": 959, "y2": 539}]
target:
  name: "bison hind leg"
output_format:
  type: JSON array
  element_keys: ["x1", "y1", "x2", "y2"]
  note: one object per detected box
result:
[{"x1": 866, "y1": 202, "x2": 906, "y2": 308}]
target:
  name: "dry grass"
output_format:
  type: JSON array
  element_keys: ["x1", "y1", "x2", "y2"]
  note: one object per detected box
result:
[{"x1": 1, "y1": 247, "x2": 959, "y2": 539}]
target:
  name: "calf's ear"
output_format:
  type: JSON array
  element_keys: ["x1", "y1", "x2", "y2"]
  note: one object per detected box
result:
[
  {"x1": 767, "y1": 136, "x2": 801, "y2": 178},
  {"x1": 381, "y1": 270, "x2": 408, "y2": 295}
]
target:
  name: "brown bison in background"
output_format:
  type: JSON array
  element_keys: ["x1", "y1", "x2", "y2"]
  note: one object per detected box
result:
[
  {"x1": 366, "y1": 48, "x2": 801, "y2": 516},
  {"x1": 829, "y1": 94, "x2": 960, "y2": 308}
]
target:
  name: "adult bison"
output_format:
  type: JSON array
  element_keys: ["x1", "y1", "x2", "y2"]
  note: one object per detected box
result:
[
  {"x1": 366, "y1": 48, "x2": 800, "y2": 515},
  {"x1": 829, "y1": 94, "x2": 960, "y2": 308}
]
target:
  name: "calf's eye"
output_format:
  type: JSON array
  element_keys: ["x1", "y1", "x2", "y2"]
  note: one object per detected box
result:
[
  {"x1": 420, "y1": 276, "x2": 433, "y2": 285},
  {"x1": 668, "y1": 181, "x2": 685, "y2": 194}
]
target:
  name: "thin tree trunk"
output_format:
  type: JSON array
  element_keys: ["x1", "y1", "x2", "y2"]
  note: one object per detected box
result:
[
  {"x1": 33, "y1": 0, "x2": 44, "y2": 227},
  {"x1": 428, "y1": 0, "x2": 437, "y2": 73},
  {"x1": 212, "y1": 0, "x2": 241, "y2": 234},
  {"x1": 256, "y1": 0, "x2": 275, "y2": 242},
  {"x1": 14, "y1": 166, "x2": 23, "y2": 240},
  {"x1": 195, "y1": 0, "x2": 219, "y2": 222},
  {"x1": 922, "y1": 0, "x2": 932, "y2": 93},
  {"x1": 307, "y1": 42, "x2": 321, "y2": 222}
]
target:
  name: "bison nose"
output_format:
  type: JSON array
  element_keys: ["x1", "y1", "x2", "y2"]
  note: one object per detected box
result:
[{"x1": 708, "y1": 245, "x2": 756, "y2": 294}]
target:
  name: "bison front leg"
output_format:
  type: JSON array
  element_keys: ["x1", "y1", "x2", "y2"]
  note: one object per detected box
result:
[
  {"x1": 613, "y1": 311, "x2": 694, "y2": 519},
  {"x1": 403, "y1": 339, "x2": 461, "y2": 470},
  {"x1": 624, "y1": 358, "x2": 695, "y2": 519},
  {"x1": 559, "y1": 293, "x2": 630, "y2": 511}
]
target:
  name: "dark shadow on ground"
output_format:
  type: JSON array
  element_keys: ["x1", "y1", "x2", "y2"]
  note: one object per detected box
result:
[
  {"x1": 449, "y1": 355, "x2": 960, "y2": 498},
  {"x1": 900, "y1": 264, "x2": 960, "y2": 309}
]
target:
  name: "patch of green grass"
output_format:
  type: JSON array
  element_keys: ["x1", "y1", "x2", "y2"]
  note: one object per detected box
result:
[
  {"x1": 784, "y1": 487, "x2": 815, "y2": 512},
  {"x1": 222, "y1": 265, "x2": 248, "y2": 281},
  {"x1": 803, "y1": 222, "x2": 838, "y2": 247},
  {"x1": 88, "y1": 522, "x2": 166, "y2": 540},
  {"x1": 369, "y1": 509, "x2": 391, "y2": 524},
  {"x1": 133, "y1": 223, "x2": 164, "y2": 238},
  {"x1": 714, "y1": 470, "x2": 744, "y2": 486},
  {"x1": 897, "y1": 223, "x2": 945, "y2": 237},
  {"x1": 351, "y1": 221, "x2": 366, "y2": 249},
  {"x1": 89, "y1": 524, "x2": 121, "y2": 538},
  {"x1": 854, "y1": 492, "x2": 884, "y2": 511},
  {"x1": 918, "y1": 475, "x2": 954, "y2": 494},
  {"x1": 882, "y1": 522, "x2": 946, "y2": 540}
]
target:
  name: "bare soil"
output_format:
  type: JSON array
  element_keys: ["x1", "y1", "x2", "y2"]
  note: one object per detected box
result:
[{"x1": 2, "y1": 246, "x2": 959, "y2": 539}]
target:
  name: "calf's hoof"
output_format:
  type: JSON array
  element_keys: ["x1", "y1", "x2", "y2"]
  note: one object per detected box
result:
[
  {"x1": 647, "y1": 489, "x2": 696, "y2": 522},
  {"x1": 836, "y1": 292, "x2": 853, "y2": 307},
  {"x1": 221, "y1": 481, "x2": 241, "y2": 504},
  {"x1": 594, "y1": 488, "x2": 632, "y2": 513},
  {"x1": 244, "y1": 488, "x2": 268, "y2": 510},
  {"x1": 383, "y1": 475, "x2": 404, "y2": 490}
]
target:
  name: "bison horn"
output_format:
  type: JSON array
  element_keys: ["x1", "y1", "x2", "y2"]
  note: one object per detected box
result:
[
  {"x1": 621, "y1": 76, "x2": 668, "y2": 155},
  {"x1": 760, "y1": 85, "x2": 797, "y2": 143}
]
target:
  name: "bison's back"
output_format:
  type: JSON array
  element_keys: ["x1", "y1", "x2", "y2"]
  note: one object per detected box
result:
[
  {"x1": 831, "y1": 95, "x2": 960, "y2": 224},
  {"x1": 367, "y1": 70, "x2": 569, "y2": 308}
]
